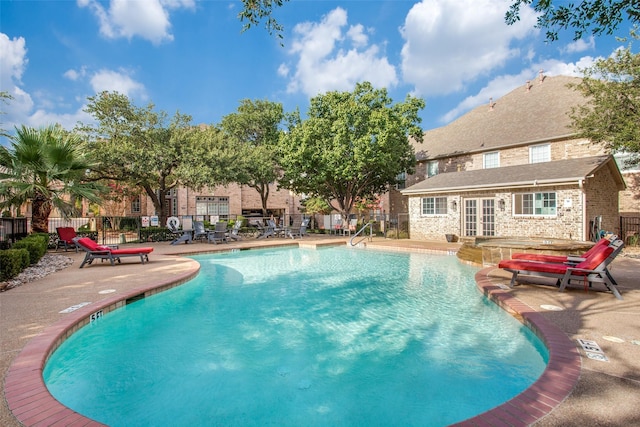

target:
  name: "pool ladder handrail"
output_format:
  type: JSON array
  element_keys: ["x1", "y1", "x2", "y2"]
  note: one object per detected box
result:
[{"x1": 349, "y1": 222, "x2": 374, "y2": 246}]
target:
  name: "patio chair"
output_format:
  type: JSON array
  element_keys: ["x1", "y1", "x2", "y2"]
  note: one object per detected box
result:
[
  {"x1": 510, "y1": 236, "x2": 615, "y2": 264},
  {"x1": 256, "y1": 220, "x2": 276, "y2": 239},
  {"x1": 227, "y1": 221, "x2": 243, "y2": 241},
  {"x1": 193, "y1": 221, "x2": 210, "y2": 242},
  {"x1": 74, "y1": 237, "x2": 154, "y2": 268},
  {"x1": 287, "y1": 218, "x2": 310, "y2": 239},
  {"x1": 168, "y1": 221, "x2": 193, "y2": 245},
  {"x1": 207, "y1": 222, "x2": 228, "y2": 244},
  {"x1": 498, "y1": 239, "x2": 624, "y2": 299},
  {"x1": 56, "y1": 227, "x2": 78, "y2": 252}
]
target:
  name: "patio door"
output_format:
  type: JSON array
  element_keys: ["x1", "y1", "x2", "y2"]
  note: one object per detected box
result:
[{"x1": 464, "y1": 199, "x2": 495, "y2": 237}]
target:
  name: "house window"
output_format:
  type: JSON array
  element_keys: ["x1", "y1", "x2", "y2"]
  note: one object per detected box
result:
[
  {"x1": 529, "y1": 144, "x2": 550, "y2": 164},
  {"x1": 483, "y1": 151, "x2": 500, "y2": 169},
  {"x1": 395, "y1": 171, "x2": 406, "y2": 190},
  {"x1": 196, "y1": 196, "x2": 229, "y2": 219},
  {"x1": 131, "y1": 196, "x2": 141, "y2": 214},
  {"x1": 427, "y1": 161, "x2": 439, "y2": 177},
  {"x1": 421, "y1": 197, "x2": 447, "y2": 215},
  {"x1": 513, "y1": 192, "x2": 557, "y2": 216}
]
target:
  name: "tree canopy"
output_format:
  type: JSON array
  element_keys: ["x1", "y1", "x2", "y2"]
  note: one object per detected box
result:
[
  {"x1": 0, "y1": 125, "x2": 104, "y2": 232},
  {"x1": 220, "y1": 99, "x2": 285, "y2": 216},
  {"x1": 278, "y1": 82, "x2": 425, "y2": 221},
  {"x1": 506, "y1": 0, "x2": 640, "y2": 41},
  {"x1": 238, "y1": 0, "x2": 289, "y2": 40},
  {"x1": 80, "y1": 92, "x2": 241, "y2": 225},
  {"x1": 1, "y1": 91, "x2": 12, "y2": 139},
  {"x1": 569, "y1": 39, "x2": 640, "y2": 166}
]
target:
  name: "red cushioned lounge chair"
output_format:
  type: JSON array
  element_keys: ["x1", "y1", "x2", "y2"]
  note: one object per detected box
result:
[
  {"x1": 510, "y1": 236, "x2": 615, "y2": 264},
  {"x1": 56, "y1": 227, "x2": 78, "y2": 252},
  {"x1": 73, "y1": 237, "x2": 154, "y2": 268},
  {"x1": 498, "y1": 239, "x2": 624, "y2": 300}
]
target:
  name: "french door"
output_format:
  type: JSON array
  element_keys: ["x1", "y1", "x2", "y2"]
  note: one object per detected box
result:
[{"x1": 464, "y1": 199, "x2": 495, "y2": 237}]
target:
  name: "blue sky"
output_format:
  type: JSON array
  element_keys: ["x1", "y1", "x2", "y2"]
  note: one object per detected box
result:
[{"x1": 0, "y1": 0, "x2": 636, "y2": 136}]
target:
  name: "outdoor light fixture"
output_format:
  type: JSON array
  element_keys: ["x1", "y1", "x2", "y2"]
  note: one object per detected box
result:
[
  {"x1": 498, "y1": 199, "x2": 506, "y2": 210},
  {"x1": 451, "y1": 200, "x2": 457, "y2": 211}
]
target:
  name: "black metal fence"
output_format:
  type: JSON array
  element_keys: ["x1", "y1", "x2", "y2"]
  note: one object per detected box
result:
[
  {"x1": 620, "y1": 216, "x2": 640, "y2": 246},
  {"x1": 0, "y1": 212, "x2": 412, "y2": 248},
  {"x1": 0, "y1": 218, "x2": 28, "y2": 248}
]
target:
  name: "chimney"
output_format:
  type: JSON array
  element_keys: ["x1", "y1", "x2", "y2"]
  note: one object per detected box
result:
[
  {"x1": 488, "y1": 97, "x2": 495, "y2": 111},
  {"x1": 539, "y1": 69, "x2": 545, "y2": 83},
  {"x1": 526, "y1": 80, "x2": 532, "y2": 92}
]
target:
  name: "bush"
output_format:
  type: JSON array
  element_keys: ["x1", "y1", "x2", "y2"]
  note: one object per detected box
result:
[
  {"x1": 13, "y1": 235, "x2": 47, "y2": 265},
  {"x1": 140, "y1": 226, "x2": 175, "y2": 242},
  {"x1": 0, "y1": 248, "x2": 29, "y2": 281}
]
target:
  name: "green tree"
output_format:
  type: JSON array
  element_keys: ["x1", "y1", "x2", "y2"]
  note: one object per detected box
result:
[
  {"x1": 238, "y1": 0, "x2": 289, "y2": 40},
  {"x1": 220, "y1": 99, "x2": 285, "y2": 216},
  {"x1": 569, "y1": 40, "x2": 640, "y2": 166},
  {"x1": 1, "y1": 91, "x2": 13, "y2": 138},
  {"x1": 0, "y1": 125, "x2": 104, "y2": 232},
  {"x1": 505, "y1": 0, "x2": 639, "y2": 41},
  {"x1": 278, "y1": 82, "x2": 424, "y2": 223},
  {"x1": 80, "y1": 92, "x2": 239, "y2": 226}
]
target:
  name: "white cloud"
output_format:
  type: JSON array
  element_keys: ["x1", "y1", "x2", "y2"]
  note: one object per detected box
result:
[
  {"x1": 561, "y1": 36, "x2": 596, "y2": 54},
  {"x1": 0, "y1": 32, "x2": 145, "y2": 133},
  {"x1": 0, "y1": 33, "x2": 28, "y2": 89},
  {"x1": 64, "y1": 66, "x2": 87, "y2": 81},
  {"x1": 282, "y1": 7, "x2": 397, "y2": 97},
  {"x1": 439, "y1": 57, "x2": 597, "y2": 124},
  {"x1": 78, "y1": 0, "x2": 195, "y2": 45},
  {"x1": 90, "y1": 69, "x2": 147, "y2": 99},
  {"x1": 400, "y1": 0, "x2": 538, "y2": 96}
]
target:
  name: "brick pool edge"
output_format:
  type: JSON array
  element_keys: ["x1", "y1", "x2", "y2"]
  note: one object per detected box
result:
[{"x1": 4, "y1": 259, "x2": 579, "y2": 426}]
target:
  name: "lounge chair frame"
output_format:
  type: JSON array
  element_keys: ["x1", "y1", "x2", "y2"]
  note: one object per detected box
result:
[
  {"x1": 499, "y1": 240, "x2": 624, "y2": 299},
  {"x1": 74, "y1": 237, "x2": 153, "y2": 268},
  {"x1": 56, "y1": 227, "x2": 78, "y2": 252}
]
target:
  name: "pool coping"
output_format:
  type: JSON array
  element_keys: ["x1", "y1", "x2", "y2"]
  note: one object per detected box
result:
[{"x1": 4, "y1": 248, "x2": 579, "y2": 427}]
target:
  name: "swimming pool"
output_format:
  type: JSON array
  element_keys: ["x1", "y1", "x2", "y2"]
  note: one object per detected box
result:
[{"x1": 44, "y1": 246, "x2": 547, "y2": 426}]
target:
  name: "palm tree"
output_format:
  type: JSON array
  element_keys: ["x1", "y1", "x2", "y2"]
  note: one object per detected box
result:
[{"x1": 0, "y1": 125, "x2": 104, "y2": 233}]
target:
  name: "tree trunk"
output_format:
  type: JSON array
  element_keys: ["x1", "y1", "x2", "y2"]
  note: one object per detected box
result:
[{"x1": 31, "y1": 193, "x2": 52, "y2": 233}]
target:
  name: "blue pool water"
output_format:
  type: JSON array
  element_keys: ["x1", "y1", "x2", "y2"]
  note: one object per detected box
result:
[{"x1": 44, "y1": 247, "x2": 547, "y2": 426}]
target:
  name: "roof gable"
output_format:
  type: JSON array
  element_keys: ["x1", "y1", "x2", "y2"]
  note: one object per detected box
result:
[
  {"x1": 415, "y1": 75, "x2": 586, "y2": 160},
  {"x1": 401, "y1": 155, "x2": 625, "y2": 194}
]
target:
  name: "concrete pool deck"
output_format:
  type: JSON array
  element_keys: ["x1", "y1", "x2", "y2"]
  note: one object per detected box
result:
[{"x1": 1, "y1": 236, "x2": 639, "y2": 426}]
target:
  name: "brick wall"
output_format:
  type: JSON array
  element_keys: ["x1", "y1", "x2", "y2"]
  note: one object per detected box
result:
[
  {"x1": 584, "y1": 168, "x2": 621, "y2": 236},
  {"x1": 408, "y1": 186, "x2": 589, "y2": 242}
]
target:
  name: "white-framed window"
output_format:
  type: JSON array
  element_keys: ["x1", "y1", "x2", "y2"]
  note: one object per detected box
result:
[
  {"x1": 513, "y1": 192, "x2": 557, "y2": 216},
  {"x1": 395, "y1": 171, "x2": 407, "y2": 190},
  {"x1": 483, "y1": 151, "x2": 500, "y2": 169},
  {"x1": 614, "y1": 152, "x2": 640, "y2": 173},
  {"x1": 529, "y1": 144, "x2": 550, "y2": 164},
  {"x1": 196, "y1": 196, "x2": 230, "y2": 219},
  {"x1": 131, "y1": 195, "x2": 141, "y2": 214},
  {"x1": 427, "y1": 160, "x2": 439, "y2": 177},
  {"x1": 421, "y1": 197, "x2": 447, "y2": 215}
]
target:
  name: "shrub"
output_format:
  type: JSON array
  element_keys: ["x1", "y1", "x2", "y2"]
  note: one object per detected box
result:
[
  {"x1": 0, "y1": 248, "x2": 29, "y2": 281},
  {"x1": 140, "y1": 226, "x2": 175, "y2": 242},
  {"x1": 13, "y1": 235, "x2": 47, "y2": 265}
]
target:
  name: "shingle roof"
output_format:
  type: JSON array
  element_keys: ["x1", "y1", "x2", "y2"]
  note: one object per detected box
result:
[
  {"x1": 401, "y1": 155, "x2": 625, "y2": 194},
  {"x1": 415, "y1": 75, "x2": 586, "y2": 161}
]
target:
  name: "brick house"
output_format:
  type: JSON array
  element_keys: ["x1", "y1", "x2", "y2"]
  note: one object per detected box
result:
[
  {"x1": 125, "y1": 182, "x2": 303, "y2": 224},
  {"x1": 400, "y1": 74, "x2": 630, "y2": 242}
]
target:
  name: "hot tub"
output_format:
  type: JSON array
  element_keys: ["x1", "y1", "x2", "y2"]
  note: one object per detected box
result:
[{"x1": 457, "y1": 237, "x2": 595, "y2": 266}]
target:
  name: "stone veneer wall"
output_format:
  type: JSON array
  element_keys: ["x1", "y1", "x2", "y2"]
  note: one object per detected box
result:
[
  {"x1": 584, "y1": 167, "x2": 621, "y2": 236},
  {"x1": 408, "y1": 186, "x2": 586, "y2": 242}
]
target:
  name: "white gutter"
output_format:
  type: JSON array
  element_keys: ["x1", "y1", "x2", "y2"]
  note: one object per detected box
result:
[{"x1": 401, "y1": 178, "x2": 586, "y2": 195}]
